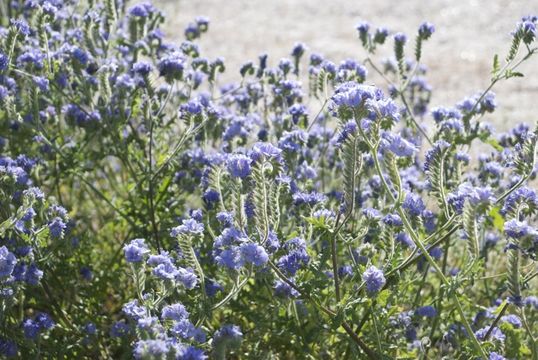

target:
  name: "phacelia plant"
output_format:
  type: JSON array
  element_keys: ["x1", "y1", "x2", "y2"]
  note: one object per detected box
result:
[{"x1": 0, "y1": 1, "x2": 537, "y2": 359}]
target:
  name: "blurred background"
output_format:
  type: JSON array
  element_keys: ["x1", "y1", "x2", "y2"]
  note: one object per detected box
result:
[{"x1": 155, "y1": 0, "x2": 538, "y2": 130}]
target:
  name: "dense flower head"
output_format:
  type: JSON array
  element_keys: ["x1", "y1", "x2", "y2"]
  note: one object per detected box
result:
[
  {"x1": 239, "y1": 243, "x2": 269, "y2": 266},
  {"x1": 381, "y1": 132, "x2": 417, "y2": 157},
  {"x1": 171, "y1": 218, "x2": 205, "y2": 236},
  {"x1": 124, "y1": 239, "x2": 150, "y2": 263},
  {"x1": 403, "y1": 192, "x2": 426, "y2": 217},
  {"x1": 415, "y1": 305, "x2": 437, "y2": 317},
  {"x1": 363, "y1": 265, "x2": 386, "y2": 294},
  {"x1": 158, "y1": 52, "x2": 186, "y2": 81},
  {"x1": 393, "y1": 32, "x2": 407, "y2": 44},
  {"x1": 0, "y1": 246, "x2": 17, "y2": 278},
  {"x1": 418, "y1": 22, "x2": 435, "y2": 39},
  {"x1": 226, "y1": 154, "x2": 252, "y2": 178},
  {"x1": 504, "y1": 219, "x2": 537, "y2": 239},
  {"x1": 475, "y1": 326, "x2": 505, "y2": 342}
]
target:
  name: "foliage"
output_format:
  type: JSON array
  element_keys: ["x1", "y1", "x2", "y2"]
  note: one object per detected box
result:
[{"x1": 0, "y1": 1, "x2": 537, "y2": 359}]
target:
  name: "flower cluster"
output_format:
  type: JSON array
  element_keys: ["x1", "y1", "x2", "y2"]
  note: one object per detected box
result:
[{"x1": 0, "y1": 1, "x2": 537, "y2": 359}]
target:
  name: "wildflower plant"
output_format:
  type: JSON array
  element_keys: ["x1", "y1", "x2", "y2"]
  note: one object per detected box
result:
[{"x1": 0, "y1": 1, "x2": 537, "y2": 359}]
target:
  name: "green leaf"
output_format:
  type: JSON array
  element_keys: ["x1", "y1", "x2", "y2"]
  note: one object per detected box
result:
[
  {"x1": 488, "y1": 206, "x2": 505, "y2": 232},
  {"x1": 485, "y1": 138, "x2": 504, "y2": 152},
  {"x1": 376, "y1": 289, "x2": 392, "y2": 307},
  {"x1": 491, "y1": 54, "x2": 500, "y2": 76}
]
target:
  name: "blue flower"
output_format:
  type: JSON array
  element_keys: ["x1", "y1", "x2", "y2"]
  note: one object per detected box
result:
[
  {"x1": 0, "y1": 246, "x2": 17, "y2": 278},
  {"x1": 133, "y1": 340, "x2": 170, "y2": 360},
  {"x1": 383, "y1": 133, "x2": 417, "y2": 157},
  {"x1": 48, "y1": 217, "x2": 66, "y2": 239},
  {"x1": 226, "y1": 154, "x2": 252, "y2": 178},
  {"x1": 178, "y1": 346, "x2": 207, "y2": 360},
  {"x1": 403, "y1": 192, "x2": 426, "y2": 217},
  {"x1": 158, "y1": 52, "x2": 186, "y2": 82},
  {"x1": 215, "y1": 247, "x2": 244, "y2": 270},
  {"x1": 383, "y1": 213, "x2": 402, "y2": 227},
  {"x1": 239, "y1": 243, "x2": 269, "y2": 266},
  {"x1": 0, "y1": 337, "x2": 17, "y2": 357},
  {"x1": 0, "y1": 53, "x2": 8, "y2": 71},
  {"x1": 162, "y1": 303, "x2": 189, "y2": 321},
  {"x1": 274, "y1": 279, "x2": 299, "y2": 298},
  {"x1": 501, "y1": 314, "x2": 522, "y2": 328},
  {"x1": 83, "y1": 322, "x2": 97, "y2": 335},
  {"x1": 418, "y1": 22, "x2": 435, "y2": 39},
  {"x1": 475, "y1": 326, "x2": 505, "y2": 342},
  {"x1": 293, "y1": 191, "x2": 327, "y2": 206},
  {"x1": 132, "y1": 61, "x2": 153, "y2": 76},
  {"x1": 128, "y1": 3, "x2": 155, "y2": 18},
  {"x1": 252, "y1": 142, "x2": 282, "y2": 159},
  {"x1": 123, "y1": 239, "x2": 150, "y2": 263},
  {"x1": 356, "y1": 21, "x2": 370, "y2": 35},
  {"x1": 213, "y1": 324, "x2": 243, "y2": 349},
  {"x1": 396, "y1": 232, "x2": 415, "y2": 248},
  {"x1": 415, "y1": 305, "x2": 437, "y2": 317},
  {"x1": 504, "y1": 219, "x2": 537, "y2": 239},
  {"x1": 122, "y1": 300, "x2": 147, "y2": 321},
  {"x1": 10, "y1": 19, "x2": 30, "y2": 35},
  {"x1": 23, "y1": 319, "x2": 41, "y2": 340},
  {"x1": 176, "y1": 267, "x2": 198, "y2": 289},
  {"x1": 489, "y1": 352, "x2": 507, "y2": 360},
  {"x1": 110, "y1": 321, "x2": 130, "y2": 338},
  {"x1": 363, "y1": 265, "x2": 386, "y2": 294},
  {"x1": 469, "y1": 186, "x2": 495, "y2": 206},
  {"x1": 170, "y1": 218, "x2": 205, "y2": 236},
  {"x1": 393, "y1": 32, "x2": 407, "y2": 44}
]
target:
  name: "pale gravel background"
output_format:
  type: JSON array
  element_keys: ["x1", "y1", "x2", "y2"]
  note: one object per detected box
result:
[{"x1": 155, "y1": 0, "x2": 538, "y2": 131}]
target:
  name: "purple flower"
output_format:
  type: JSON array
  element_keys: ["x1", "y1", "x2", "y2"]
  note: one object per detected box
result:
[
  {"x1": 403, "y1": 192, "x2": 426, "y2": 217},
  {"x1": 158, "y1": 52, "x2": 186, "y2": 82},
  {"x1": 11, "y1": 19, "x2": 30, "y2": 35},
  {"x1": 239, "y1": 243, "x2": 269, "y2": 266},
  {"x1": 171, "y1": 218, "x2": 205, "y2": 236},
  {"x1": 178, "y1": 346, "x2": 207, "y2": 360},
  {"x1": 0, "y1": 338, "x2": 17, "y2": 357},
  {"x1": 0, "y1": 53, "x2": 8, "y2": 72},
  {"x1": 489, "y1": 352, "x2": 507, "y2": 360},
  {"x1": 0, "y1": 246, "x2": 17, "y2": 278},
  {"x1": 132, "y1": 61, "x2": 152, "y2": 76},
  {"x1": 501, "y1": 314, "x2": 522, "y2": 328},
  {"x1": 383, "y1": 213, "x2": 402, "y2": 227},
  {"x1": 475, "y1": 326, "x2": 505, "y2": 342},
  {"x1": 274, "y1": 279, "x2": 299, "y2": 298},
  {"x1": 418, "y1": 22, "x2": 435, "y2": 39},
  {"x1": 393, "y1": 32, "x2": 407, "y2": 44},
  {"x1": 162, "y1": 303, "x2": 189, "y2": 321},
  {"x1": 123, "y1": 239, "x2": 150, "y2": 263},
  {"x1": 504, "y1": 219, "x2": 537, "y2": 239},
  {"x1": 415, "y1": 305, "x2": 437, "y2": 317},
  {"x1": 356, "y1": 21, "x2": 370, "y2": 35},
  {"x1": 252, "y1": 142, "x2": 282, "y2": 159},
  {"x1": 226, "y1": 154, "x2": 252, "y2": 178},
  {"x1": 133, "y1": 340, "x2": 170, "y2": 360},
  {"x1": 48, "y1": 217, "x2": 66, "y2": 239},
  {"x1": 123, "y1": 300, "x2": 147, "y2": 321},
  {"x1": 213, "y1": 324, "x2": 243, "y2": 349},
  {"x1": 469, "y1": 186, "x2": 495, "y2": 206},
  {"x1": 396, "y1": 232, "x2": 415, "y2": 248},
  {"x1": 176, "y1": 267, "x2": 199, "y2": 289},
  {"x1": 292, "y1": 191, "x2": 327, "y2": 206},
  {"x1": 383, "y1": 133, "x2": 417, "y2": 157},
  {"x1": 363, "y1": 265, "x2": 386, "y2": 294}
]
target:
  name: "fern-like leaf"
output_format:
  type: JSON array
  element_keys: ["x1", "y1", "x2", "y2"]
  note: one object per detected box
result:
[{"x1": 462, "y1": 200, "x2": 479, "y2": 258}]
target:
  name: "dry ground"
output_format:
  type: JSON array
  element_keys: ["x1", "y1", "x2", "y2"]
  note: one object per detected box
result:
[{"x1": 156, "y1": 0, "x2": 538, "y2": 131}]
